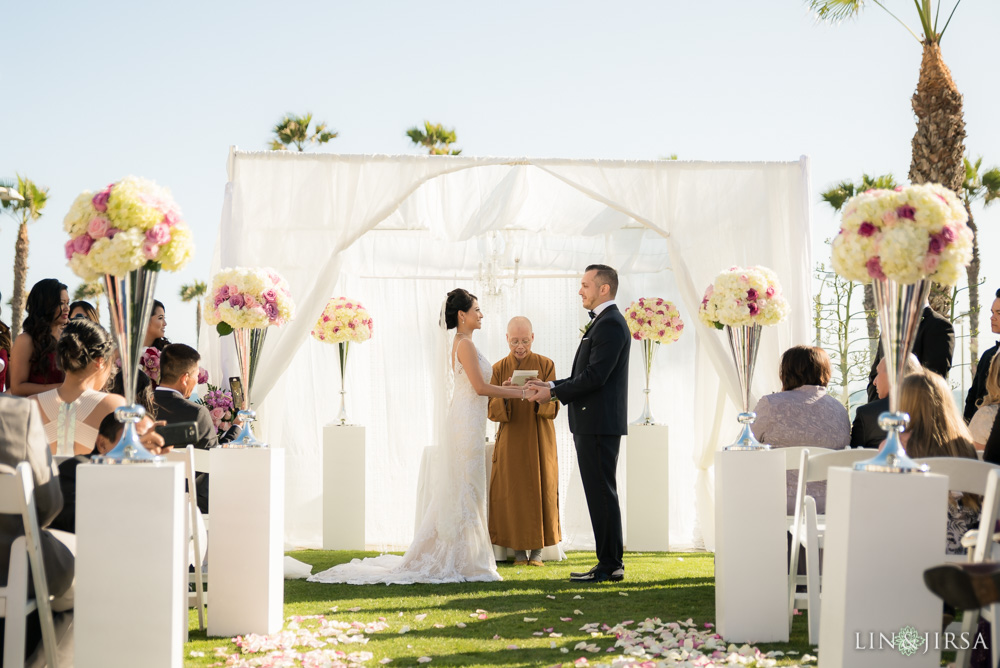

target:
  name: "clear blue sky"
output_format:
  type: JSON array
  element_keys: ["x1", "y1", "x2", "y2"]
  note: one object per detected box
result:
[{"x1": 2, "y1": 1, "x2": 998, "y2": 366}]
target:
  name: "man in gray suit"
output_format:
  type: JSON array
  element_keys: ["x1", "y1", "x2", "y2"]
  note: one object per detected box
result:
[{"x1": 0, "y1": 394, "x2": 76, "y2": 653}]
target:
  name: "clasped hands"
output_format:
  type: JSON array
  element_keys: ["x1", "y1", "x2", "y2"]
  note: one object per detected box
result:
[{"x1": 501, "y1": 378, "x2": 552, "y2": 403}]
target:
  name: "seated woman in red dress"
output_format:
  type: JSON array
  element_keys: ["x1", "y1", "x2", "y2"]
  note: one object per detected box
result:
[{"x1": 8, "y1": 278, "x2": 69, "y2": 397}]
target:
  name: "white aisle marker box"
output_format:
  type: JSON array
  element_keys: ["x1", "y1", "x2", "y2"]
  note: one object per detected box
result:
[
  {"x1": 818, "y1": 467, "x2": 946, "y2": 668},
  {"x1": 77, "y1": 463, "x2": 186, "y2": 668},
  {"x1": 323, "y1": 424, "x2": 365, "y2": 550},
  {"x1": 714, "y1": 448, "x2": 788, "y2": 643},
  {"x1": 209, "y1": 447, "x2": 285, "y2": 637},
  {"x1": 625, "y1": 424, "x2": 670, "y2": 551}
]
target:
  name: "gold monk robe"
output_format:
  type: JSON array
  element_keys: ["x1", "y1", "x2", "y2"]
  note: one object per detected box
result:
[{"x1": 487, "y1": 352, "x2": 561, "y2": 551}]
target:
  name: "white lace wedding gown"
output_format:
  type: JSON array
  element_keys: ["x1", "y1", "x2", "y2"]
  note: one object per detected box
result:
[{"x1": 308, "y1": 345, "x2": 502, "y2": 585}]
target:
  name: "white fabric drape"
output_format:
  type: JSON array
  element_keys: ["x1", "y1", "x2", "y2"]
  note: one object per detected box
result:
[{"x1": 203, "y1": 151, "x2": 812, "y2": 551}]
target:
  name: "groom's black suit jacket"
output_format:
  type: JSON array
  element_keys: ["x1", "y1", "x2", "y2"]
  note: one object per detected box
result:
[{"x1": 551, "y1": 305, "x2": 631, "y2": 435}]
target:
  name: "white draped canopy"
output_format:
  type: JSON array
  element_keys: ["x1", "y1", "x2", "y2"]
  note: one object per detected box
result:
[{"x1": 202, "y1": 150, "x2": 813, "y2": 552}]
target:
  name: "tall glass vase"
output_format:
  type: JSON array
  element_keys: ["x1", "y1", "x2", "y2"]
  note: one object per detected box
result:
[
  {"x1": 853, "y1": 278, "x2": 930, "y2": 473},
  {"x1": 230, "y1": 326, "x2": 268, "y2": 447},
  {"x1": 723, "y1": 323, "x2": 768, "y2": 450},
  {"x1": 99, "y1": 268, "x2": 160, "y2": 463},
  {"x1": 630, "y1": 339, "x2": 658, "y2": 426},
  {"x1": 337, "y1": 341, "x2": 351, "y2": 426}
]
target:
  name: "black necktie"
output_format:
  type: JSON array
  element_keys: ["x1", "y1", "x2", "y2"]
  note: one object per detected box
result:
[{"x1": 588, "y1": 310, "x2": 596, "y2": 320}]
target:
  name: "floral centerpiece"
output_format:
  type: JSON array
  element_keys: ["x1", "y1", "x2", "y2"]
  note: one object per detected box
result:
[
  {"x1": 197, "y1": 384, "x2": 237, "y2": 439},
  {"x1": 624, "y1": 298, "x2": 684, "y2": 425},
  {"x1": 63, "y1": 176, "x2": 194, "y2": 463},
  {"x1": 140, "y1": 347, "x2": 161, "y2": 384},
  {"x1": 204, "y1": 267, "x2": 296, "y2": 446},
  {"x1": 312, "y1": 297, "x2": 374, "y2": 426},
  {"x1": 699, "y1": 266, "x2": 789, "y2": 450},
  {"x1": 832, "y1": 183, "x2": 972, "y2": 473}
]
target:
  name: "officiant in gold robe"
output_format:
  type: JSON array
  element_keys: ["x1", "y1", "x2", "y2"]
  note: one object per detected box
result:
[{"x1": 488, "y1": 316, "x2": 561, "y2": 566}]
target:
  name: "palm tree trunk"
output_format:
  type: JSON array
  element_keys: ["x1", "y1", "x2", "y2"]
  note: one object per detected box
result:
[
  {"x1": 195, "y1": 298, "x2": 202, "y2": 348},
  {"x1": 10, "y1": 220, "x2": 29, "y2": 338},
  {"x1": 909, "y1": 41, "x2": 967, "y2": 319},
  {"x1": 863, "y1": 282, "x2": 879, "y2": 360},
  {"x1": 965, "y1": 206, "x2": 981, "y2": 369}
]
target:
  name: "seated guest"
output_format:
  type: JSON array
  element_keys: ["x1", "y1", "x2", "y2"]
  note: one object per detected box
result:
[
  {"x1": 965, "y1": 288, "x2": 1000, "y2": 422},
  {"x1": 33, "y1": 319, "x2": 124, "y2": 456},
  {"x1": 0, "y1": 291, "x2": 10, "y2": 393},
  {"x1": 985, "y1": 405, "x2": 1000, "y2": 465},
  {"x1": 866, "y1": 300, "x2": 954, "y2": 402},
  {"x1": 108, "y1": 367, "x2": 157, "y2": 419},
  {"x1": 851, "y1": 353, "x2": 922, "y2": 449},
  {"x1": 154, "y1": 344, "x2": 239, "y2": 513},
  {"x1": 969, "y1": 354, "x2": 1000, "y2": 450},
  {"x1": 752, "y1": 345, "x2": 850, "y2": 514},
  {"x1": 50, "y1": 412, "x2": 167, "y2": 534},
  {"x1": 8, "y1": 278, "x2": 69, "y2": 397},
  {"x1": 143, "y1": 300, "x2": 170, "y2": 351},
  {"x1": 0, "y1": 395, "x2": 75, "y2": 660},
  {"x1": 898, "y1": 370, "x2": 981, "y2": 555},
  {"x1": 68, "y1": 300, "x2": 99, "y2": 323}
]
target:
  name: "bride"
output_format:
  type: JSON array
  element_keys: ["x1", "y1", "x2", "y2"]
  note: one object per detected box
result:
[{"x1": 308, "y1": 288, "x2": 528, "y2": 585}]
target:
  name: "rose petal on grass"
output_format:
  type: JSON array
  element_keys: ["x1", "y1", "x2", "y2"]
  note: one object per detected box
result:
[
  {"x1": 415, "y1": 614, "x2": 427, "y2": 621},
  {"x1": 379, "y1": 659, "x2": 392, "y2": 665},
  {"x1": 618, "y1": 592, "x2": 628, "y2": 597},
  {"x1": 456, "y1": 623, "x2": 467, "y2": 628},
  {"x1": 506, "y1": 644, "x2": 520, "y2": 650},
  {"x1": 560, "y1": 617, "x2": 572, "y2": 622},
  {"x1": 574, "y1": 610, "x2": 584, "y2": 615},
  {"x1": 533, "y1": 632, "x2": 544, "y2": 636},
  {"x1": 348, "y1": 606, "x2": 361, "y2": 612},
  {"x1": 417, "y1": 657, "x2": 432, "y2": 664},
  {"x1": 432, "y1": 623, "x2": 445, "y2": 629},
  {"x1": 573, "y1": 595, "x2": 583, "y2": 600},
  {"x1": 399, "y1": 626, "x2": 410, "y2": 634},
  {"x1": 546, "y1": 595, "x2": 556, "y2": 599},
  {"x1": 524, "y1": 617, "x2": 538, "y2": 622}
]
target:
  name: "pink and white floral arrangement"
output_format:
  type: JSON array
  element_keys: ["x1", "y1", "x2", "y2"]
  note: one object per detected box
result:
[
  {"x1": 831, "y1": 183, "x2": 972, "y2": 286},
  {"x1": 312, "y1": 297, "x2": 374, "y2": 344},
  {"x1": 199, "y1": 385, "x2": 237, "y2": 437},
  {"x1": 624, "y1": 298, "x2": 684, "y2": 344},
  {"x1": 699, "y1": 265, "x2": 789, "y2": 329},
  {"x1": 204, "y1": 267, "x2": 296, "y2": 333},
  {"x1": 139, "y1": 346, "x2": 161, "y2": 383},
  {"x1": 63, "y1": 176, "x2": 194, "y2": 280}
]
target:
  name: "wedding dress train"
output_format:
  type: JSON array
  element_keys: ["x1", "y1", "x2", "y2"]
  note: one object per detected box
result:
[{"x1": 308, "y1": 345, "x2": 501, "y2": 585}]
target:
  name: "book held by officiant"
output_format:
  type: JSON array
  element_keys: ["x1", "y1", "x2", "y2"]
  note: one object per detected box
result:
[{"x1": 510, "y1": 370, "x2": 539, "y2": 386}]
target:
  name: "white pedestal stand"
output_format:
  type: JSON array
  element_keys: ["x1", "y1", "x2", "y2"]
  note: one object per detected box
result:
[
  {"x1": 625, "y1": 424, "x2": 670, "y2": 551},
  {"x1": 323, "y1": 424, "x2": 366, "y2": 550},
  {"x1": 76, "y1": 463, "x2": 186, "y2": 668},
  {"x1": 714, "y1": 449, "x2": 788, "y2": 643},
  {"x1": 208, "y1": 448, "x2": 285, "y2": 637},
  {"x1": 818, "y1": 467, "x2": 946, "y2": 668}
]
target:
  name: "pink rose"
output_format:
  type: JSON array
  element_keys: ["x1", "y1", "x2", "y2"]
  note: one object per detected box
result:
[
  {"x1": 896, "y1": 205, "x2": 916, "y2": 220},
  {"x1": 939, "y1": 226, "x2": 956, "y2": 243},
  {"x1": 629, "y1": 312, "x2": 637, "y2": 319},
  {"x1": 658, "y1": 329, "x2": 666, "y2": 337},
  {"x1": 881, "y1": 210, "x2": 898, "y2": 226},
  {"x1": 748, "y1": 303, "x2": 761, "y2": 316},
  {"x1": 92, "y1": 184, "x2": 113, "y2": 212},
  {"x1": 64, "y1": 239, "x2": 75, "y2": 260},
  {"x1": 228, "y1": 284, "x2": 239, "y2": 297},
  {"x1": 923, "y1": 254, "x2": 940, "y2": 273},
  {"x1": 105, "y1": 227, "x2": 120, "y2": 239},
  {"x1": 262, "y1": 288, "x2": 278, "y2": 303},
  {"x1": 927, "y1": 236, "x2": 944, "y2": 255},
  {"x1": 632, "y1": 332, "x2": 641, "y2": 340},
  {"x1": 322, "y1": 314, "x2": 330, "y2": 322},
  {"x1": 198, "y1": 367, "x2": 209, "y2": 384},
  {"x1": 87, "y1": 216, "x2": 110, "y2": 239},
  {"x1": 210, "y1": 407, "x2": 225, "y2": 420},
  {"x1": 214, "y1": 294, "x2": 226, "y2": 307},
  {"x1": 145, "y1": 222, "x2": 171, "y2": 245},
  {"x1": 746, "y1": 288, "x2": 759, "y2": 301},
  {"x1": 142, "y1": 241, "x2": 159, "y2": 259},
  {"x1": 245, "y1": 294, "x2": 258, "y2": 308},
  {"x1": 263, "y1": 302, "x2": 279, "y2": 320},
  {"x1": 676, "y1": 322, "x2": 684, "y2": 331},
  {"x1": 655, "y1": 298, "x2": 663, "y2": 306},
  {"x1": 858, "y1": 222, "x2": 877, "y2": 237},
  {"x1": 866, "y1": 256, "x2": 886, "y2": 280},
  {"x1": 162, "y1": 210, "x2": 179, "y2": 227},
  {"x1": 71, "y1": 234, "x2": 93, "y2": 256},
  {"x1": 765, "y1": 286, "x2": 776, "y2": 298},
  {"x1": 229, "y1": 294, "x2": 245, "y2": 308}
]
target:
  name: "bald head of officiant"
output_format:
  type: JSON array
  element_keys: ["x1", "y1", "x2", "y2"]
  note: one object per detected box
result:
[{"x1": 487, "y1": 316, "x2": 561, "y2": 565}]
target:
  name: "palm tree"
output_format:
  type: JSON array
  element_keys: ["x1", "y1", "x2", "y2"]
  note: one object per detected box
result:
[
  {"x1": 180, "y1": 280, "x2": 208, "y2": 347},
  {"x1": 820, "y1": 172, "x2": 898, "y2": 359},
  {"x1": 406, "y1": 121, "x2": 462, "y2": 155},
  {"x1": 810, "y1": 0, "x2": 967, "y2": 315},
  {"x1": 269, "y1": 113, "x2": 337, "y2": 151},
  {"x1": 73, "y1": 280, "x2": 105, "y2": 319},
  {"x1": 0, "y1": 175, "x2": 50, "y2": 337},
  {"x1": 958, "y1": 155, "x2": 1000, "y2": 368}
]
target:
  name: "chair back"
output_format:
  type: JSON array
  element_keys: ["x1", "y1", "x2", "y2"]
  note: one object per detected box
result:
[
  {"x1": 192, "y1": 448, "x2": 210, "y2": 474},
  {"x1": 782, "y1": 446, "x2": 833, "y2": 471},
  {"x1": 970, "y1": 469, "x2": 1000, "y2": 563},
  {"x1": 52, "y1": 455, "x2": 73, "y2": 465},
  {"x1": 802, "y1": 448, "x2": 879, "y2": 484},
  {"x1": 0, "y1": 462, "x2": 58, "y2": 668},
  {"x1": 913, "y1": 457, "x2": 1000, "y2": 497},
  {"x1": 162, "y1": 445, "x2": 207, "y2": 629}
]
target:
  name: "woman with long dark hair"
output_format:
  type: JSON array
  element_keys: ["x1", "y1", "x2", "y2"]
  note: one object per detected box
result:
[
  {"x1": 8, "y1": 278, "x2": 69, "y2": 396},
  {"x1": 143, "y1": 300, "x2": 170, "y2": 350},
  {"x1": 0, "y1": 291, "x2": 12, "y2": 392}
]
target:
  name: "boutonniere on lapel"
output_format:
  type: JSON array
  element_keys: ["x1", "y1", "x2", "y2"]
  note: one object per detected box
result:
[{"x1": 579, "y1": 319, "x2": 595, "y2": 338}]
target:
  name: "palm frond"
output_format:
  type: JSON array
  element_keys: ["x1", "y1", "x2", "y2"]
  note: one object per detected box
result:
[
  {"x1": 808, "y1": 0, "x2": 866, "y2": 23},
  {"x1": 981, "y1": 168, "x2": 1000, "y2": 205}
]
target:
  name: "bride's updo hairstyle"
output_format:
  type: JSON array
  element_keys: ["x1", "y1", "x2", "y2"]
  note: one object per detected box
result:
[
  {"x1": 56, "y1": 319, "x2": 115, "y2": 374},
  {"x1": 443, "y1": 289, "x2": 478, "y2": 330}
]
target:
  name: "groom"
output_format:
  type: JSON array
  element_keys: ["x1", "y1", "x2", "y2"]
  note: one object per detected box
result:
[{"x1": 525, "y1": 264, "x2": 630, "y2": 583}]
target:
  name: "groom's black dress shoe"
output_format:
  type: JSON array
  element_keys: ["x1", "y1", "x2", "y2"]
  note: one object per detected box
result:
[
  {"x1": 924, "y1": 563, "x2": 1000, "y2": 610},
  {"x1": 570, "y1": 568, "x2": 624, "y2": 583},
  {"x1": 569, "y1": 565, "x2": 600, "y2": 578}
]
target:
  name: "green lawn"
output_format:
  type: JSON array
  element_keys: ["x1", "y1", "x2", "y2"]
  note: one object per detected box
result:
[{"x1": 182, "y1": 550, "x2": 818, "y2": 667}]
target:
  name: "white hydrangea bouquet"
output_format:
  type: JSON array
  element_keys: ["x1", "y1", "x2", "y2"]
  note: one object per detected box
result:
[
  {"x1": 63, "y1": 176, "x2": 194, "y2": 280},
  {"x1": 700, "y1": 265, "x2": 789, "y2": 450},
  {"x1": 312, "y1": 297, "x2": 374, "y2": 426},
  {"x1": 831, "y1": 183, "x2": 972, "y2": 286},
  {"x1": 698, "y1": 266, "x2": 789, "y2": 330},
  {"x1": 204, "y1": 267, "x2": 296, "y2": 335},
  {"x1": 625, "y1": 298, "x2": 684, "y2": 426},
  {"x1": 204, "y1": 267, "x2": 295, "y2": 446}
]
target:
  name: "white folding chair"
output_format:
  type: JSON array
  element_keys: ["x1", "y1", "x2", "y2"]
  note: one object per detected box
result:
[
  {"x1": 788, "y1": 447, "x2": 876, "y2": 644},
  {"x1": 0, "y1": 462, "x2": 58, "y2": 668},
  {"x1": 163, "y1": 446, "x2": 207, "y2": 630},
  {"x1": 781, "y1": 447, "x2": 832, "y2": 528},
  {"x1": 953, "y1": 468, "x2": 1000, "y2": 668}
]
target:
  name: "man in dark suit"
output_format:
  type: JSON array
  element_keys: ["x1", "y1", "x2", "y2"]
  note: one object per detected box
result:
[
  {"x1": 964, "y1": 288, "x2": 1000, "y2": 422},
  {"x1": 851, "y1": 353, "x2": 922, "y2": 448},
  {"x1": 865, "y1": 304, "x2": 954, "y2": 402},
  {"x1": 154, "y1": 344, "x2": 238, "y2": 513},
  {"x1": 526, "y1": 265, "x2": 630, "y2": 583}
]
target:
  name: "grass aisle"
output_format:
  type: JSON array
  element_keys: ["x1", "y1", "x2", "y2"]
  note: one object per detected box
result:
[{"x1": 183, "y1": 550, "x2": 817, "y2": 667}]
